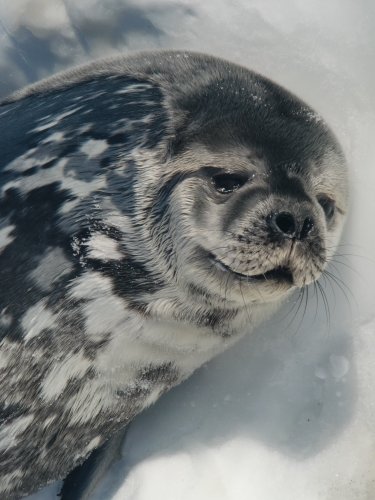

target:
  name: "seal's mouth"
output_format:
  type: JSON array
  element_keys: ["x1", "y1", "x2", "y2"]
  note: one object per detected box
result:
[
  {"x1": 250, "y1": 266, "x2": 294, "y2": 284},
  {"x1": 209, "y1": 253, "x2": 294, "y2": 285}
]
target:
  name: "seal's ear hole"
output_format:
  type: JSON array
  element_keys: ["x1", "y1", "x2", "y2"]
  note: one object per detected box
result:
[
  {"x1": 318, "y1": 196, "x2": 335, "y2": 220},
  {"x1": 211, "y1": 172, "x2": 248, "y2": 194}
]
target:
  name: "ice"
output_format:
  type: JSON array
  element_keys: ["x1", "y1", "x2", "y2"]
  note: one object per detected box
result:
[
  {"x1": 0, "y1": 1, "x2": 374, "y2": 499},
  {"x1": 329, "y1": 355, "x2": 350, "y2": 380}
]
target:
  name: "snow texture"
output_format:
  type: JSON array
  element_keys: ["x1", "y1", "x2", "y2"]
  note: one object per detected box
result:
[{"x1": 0, "y1": 0, "x2": 373, "y2": 499}]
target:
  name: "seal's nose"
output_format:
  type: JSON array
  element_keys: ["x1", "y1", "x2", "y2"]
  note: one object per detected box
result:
[{"x1": 268, "y1": 211, "x2": 314, "y2": 240}]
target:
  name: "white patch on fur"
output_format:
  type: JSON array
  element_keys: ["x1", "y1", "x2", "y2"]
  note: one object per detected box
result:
[
  {"x1": 80, "y1": 139, "x2": 108, "y2": 159},
  {"x1": 2, "y1": 157, "x2": 106, "y2": 209},
  {"x1": 69, "y1": 270, "x2": 114, "y2": 300},
  {"x1": 68, "y1": 272, "x2": 234, "y2": 398},
  {"x1": 42, "y1": 415, "x2": 57, "y2": 429},
  {"x1": 2, "y1": 148, "x2": 54, "y2": 175},
  {"x1": 2, "y1": 157, "x2": 66, "y2": 192},
  {"x1": 32, "y1": 120, "x2": 59, "y2": 132},
  {"x1": 95, "y1": 314, "x2": 223, "y2": 389},
  {"x1": 42, "y1": 351, "x2": 92, "y2": 401},
  {"x1": 60, "y1": 160, "x2": 106, "y2": 200},
  {"x1": 86, "y1": 436, "x2": 102, "y2": 452},
  {"x1": 3, "y1": 151, "x2": 38, "y2": 173},
  {"x1": 60, "y1": 161, "x2": 107, "y2": 213},
  {"x1": 42, "y1": 131, "x2": 65, "y2": 143},
  {"x1": 115, "y1": 83, "x2": 152, "y2": 94},
  {"x1": 81, "y1": 293, "x2": 127, "y2": 341},
  {"x1": 68, "y1": 379, "x2": 115, "y2": 425},
  {"x1": 140, "y1": 316, "x2": 234, "y2": 375},
  {"x1": 86, "y1": 233, "x2": 123, "y2": 261},
  {"x1": 0, "y1": 343, "x2": 11, "y2": 369},
  {"x1": 0, "y1": 308, "x2": 13, "y2": 328},
  {"x1": 75, "y1": 435, "x2": 102, "y2": 461},
  {"x1": 30, "y1": 246, "x2": 73, "y2": 291},
  {"x1": 0, "y1": 225, "x2": 14, "y2": 253},
  {"x1": 0, "y1": 470, "x2": 23, "y2": 493},
  {"x1": 32, "y1": 108, "x2": 82, "y2": 132},
  {"x1": 142, "y1": 386, "x2": 164, "y2": 408},
  {"x1": 83, "y1": 91, "x2": 106, "y2": 101},
  {"x1": 0, "y1": 107, "x2": 12, "y2": 117},
  {"x1": 70, "y1": 271, "x2": 129, "y2": 340},
  {"x1": 21, "y1": 301, "x2": 57, "y2": 341},
  {"x1": 99, "y1": 198, "x2": 134, "y2": 234},
  {"x1": 0, "y1": 414, "x2": 34, "y2": 452},
  {"x1": 78, "y1": 123, "x2": 92, "y2": 134}
]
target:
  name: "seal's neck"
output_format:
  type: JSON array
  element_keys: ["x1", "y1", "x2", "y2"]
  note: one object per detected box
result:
[{"x1": 135, "y1": 282, "x2": 284, "y2": 338}]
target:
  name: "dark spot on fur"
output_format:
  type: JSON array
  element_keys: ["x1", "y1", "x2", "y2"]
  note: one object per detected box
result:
[
  {"x1": 46, "y1": 431, "x2": 59, "y2": 449},
  {"x1": 116, "y1": 386, "x2": 148, "y2": 399},
  {"x1": 150, "y1": 171, "x2": 191, "y2": 225},
  {"x1": 197, "y1": 308, "x2": 237, "y2": 329},
  {"x1": 100, "y1": 156, "x2": 112, "y2": 168},
  {"x1": 139, "y1": 362, "x2": 179, "y2": 385},
  {"x1": 107, "y1": 133, "x2": 128, "y2": 145},
  {"x1": 222, "y1": 186, "x2": 269, "y2": 232},
  {"x1": 41, "y1": 159, "x2": 57, "y2": 169},
  {"x1": 21, "y1": 166, "x2": 38, "y2": 176},
  {"x1": 84, "y1": 337, "x2": 111, "y2": 360},
  {"x1": 89, "y1": 255, "x2": 165, "y2": 302},
  {"x1": 0, "y1": 183, "x2": 73, "y2": 342},
  {"x1": 0, "y1": 403, "x2": 25, "y2": 425}
]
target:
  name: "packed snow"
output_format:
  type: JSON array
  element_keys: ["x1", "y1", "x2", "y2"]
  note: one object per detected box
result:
[{"x1": 0, "y1": 0, "x2": 374, "y2": 499}]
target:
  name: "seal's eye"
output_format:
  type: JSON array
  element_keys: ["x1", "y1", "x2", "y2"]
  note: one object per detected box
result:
[
  {"x1": 318, "y1": 196, "x2": 335, "y2": 220},
  {"x1": 212, "y1": 173, "x2": 248, "y2": 194}
]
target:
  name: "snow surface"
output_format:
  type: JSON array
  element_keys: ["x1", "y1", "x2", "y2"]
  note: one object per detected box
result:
[{"x1": 0, "y1": 0, "x2": 374, "y2": 498}]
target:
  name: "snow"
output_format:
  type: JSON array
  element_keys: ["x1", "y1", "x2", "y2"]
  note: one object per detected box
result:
[{"x1": 1, "y1": 0, "x2": 374, "y2": 498}]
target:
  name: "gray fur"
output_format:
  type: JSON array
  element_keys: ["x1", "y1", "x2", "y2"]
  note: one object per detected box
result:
[{"x1": 0, "y1": 51, "x2": 348, "y2": 498}]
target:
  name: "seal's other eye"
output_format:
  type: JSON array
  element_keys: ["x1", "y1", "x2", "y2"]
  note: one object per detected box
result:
[
  {"x1": 318, "y1": 196, "x2": 335, "y2": 220},
  {"x1": 212, "y1": 172, "x2": 248, "y2": 194}
]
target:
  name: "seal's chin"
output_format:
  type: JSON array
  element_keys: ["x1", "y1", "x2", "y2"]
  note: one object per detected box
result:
[{"x1": 208, "y1": 253, "x2": 294, "y2": 286}]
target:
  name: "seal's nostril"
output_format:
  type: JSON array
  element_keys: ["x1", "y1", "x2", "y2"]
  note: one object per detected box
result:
[
  {"x1": 271, "y1": 212, "x2": 296, "y2": 238},
  {"x1": 300, "y1": 217, "x2": 314, "y2": 240},
  {"x1": 268, "y1": 212, "x2": 315, "y2": 240}
]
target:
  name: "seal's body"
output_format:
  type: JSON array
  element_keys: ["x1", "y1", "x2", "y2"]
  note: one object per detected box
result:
[{"x1": 0, "y1": 52, "x2": 348, "y2": 498}]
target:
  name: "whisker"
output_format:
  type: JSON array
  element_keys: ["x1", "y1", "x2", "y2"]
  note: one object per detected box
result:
[
  {"x1": 312, "y1": 281, "x2": 319, "y2": 323},
  {"x1": 322, "y1": 270, "x2": 355, "y2": 307},
  {"x1": 239, "y1": 279, "x2": 252, "y2": 324},
  {"x1": 320, "y1": 272, "x2": 337, "y2": 311},
  {"x1": 224, "y1": 270, "x2": 231, "y2": 303},
  {"x1": 316, "y1": 280, "x2": 330, "y2": 328},
  {"x1": 288, "y1": 288, "x2": 307, "y2": 337},
  {"x1": 329, "y1": 258, "x2": 361, "y2": 276},
  {"x1": 268, "y1": 291, "x2": 299, "y2": 326},
  {"x1": 284, "y1": 287, "x2": 305, "y2": 334},
  {"x1": 291, "y1": 285, "x2": 310, "y2": 338}
]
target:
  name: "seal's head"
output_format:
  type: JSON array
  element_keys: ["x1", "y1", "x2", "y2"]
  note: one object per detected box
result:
[
  {"x1": 145, "y1": 56, "x2": 349, "y2": 306},
  {"x1": 1, "y1": 52, "x2": 348, "y2": 314}
]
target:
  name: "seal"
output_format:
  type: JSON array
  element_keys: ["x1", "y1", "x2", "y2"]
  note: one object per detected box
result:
[{"x1": 0, "y1": 51, "x2": 348, "y2": 499}]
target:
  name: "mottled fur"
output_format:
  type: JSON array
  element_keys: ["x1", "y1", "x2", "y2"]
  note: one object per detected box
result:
[{"x1": 0, "y1": 51, "x2": 348, "y2": 498}]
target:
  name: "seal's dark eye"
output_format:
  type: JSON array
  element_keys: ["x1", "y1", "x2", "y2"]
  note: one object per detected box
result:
[
  {"x1": 212, "y1": 173, "x2": 248, "y2": 194},
  {"x1": 318, "y1": 196, "x2": 335, "y2": 220}
]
